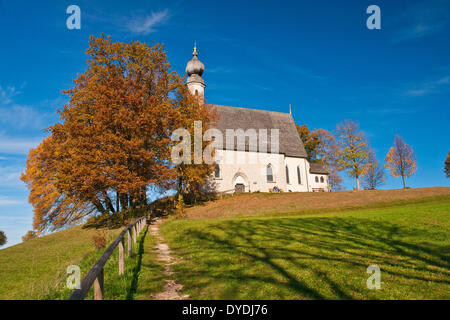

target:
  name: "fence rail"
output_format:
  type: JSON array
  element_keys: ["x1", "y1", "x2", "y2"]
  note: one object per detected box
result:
[{"x1": 68, "y1": 216, "x2": 147, "y2": 300}]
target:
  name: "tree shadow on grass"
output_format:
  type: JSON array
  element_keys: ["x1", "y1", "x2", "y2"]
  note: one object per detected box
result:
[
  {"x1": 170, "y1": 216, "x2": 449, "y2": 299},
  {"x1": 126, "y1": 226, "x2": 148, "y2": 300}
]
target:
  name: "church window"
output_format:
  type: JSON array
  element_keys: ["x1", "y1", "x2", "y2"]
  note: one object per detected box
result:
[
  {"x1": 315, "y1": 176, "x2": 319, "y2": 183},
  {"x1": 195, "y1": 89, "x2": 198, "y2": 96},
  {"x1": 320, "y1": 176, "x2": 324, "y2": 183},
  {"x1": 297, "y1": 166, "x2": 301, "y2": 184},
  {"x1": 215, "y1": 164, "x2": 221, "y2": 178},
  {"x1": 267, "y1": 165, "x2": 274, "y2": 182},
  {"x1": 285, "y1": 165, "x2": 290, "y2": 184}
]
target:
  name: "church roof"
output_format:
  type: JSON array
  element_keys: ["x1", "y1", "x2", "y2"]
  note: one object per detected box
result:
[
  {"x1": 207, "y1": 104, "x2": 308, "y2": 158},
  {"x1": 309, "y1": 163, "x2": 330, "y2": 175}
]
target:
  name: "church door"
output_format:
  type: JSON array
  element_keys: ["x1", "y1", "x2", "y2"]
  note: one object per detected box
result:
[{"x1": 235, "y1": 183, "x2": 245, "y2": 193}]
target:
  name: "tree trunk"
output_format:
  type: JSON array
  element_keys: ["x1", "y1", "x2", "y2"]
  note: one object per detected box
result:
[
  {"x1": 402, "y1": 174, "x2": 406, "y2": 189},
  {"x1": 120, "y1": 193, "x2": 128, "y2": 211},
  {"x1": 140, "y1": 187, "x2": 147, "y2": 207},
  {"x1": 116, "y1": 191, "x2": 120, "y2": 213},
  {"x1": 91, "y1": 197, "x2": 107, "y2": 214},
  {"x1": 356, "y1": 176, "x2": 360, "y2": 191},
  {"x1": 129, "y1": 193, "x2": 136, "y2": 210},
  {"x1": 102, "y1": 192, "x2": 116, "y2": 214}
]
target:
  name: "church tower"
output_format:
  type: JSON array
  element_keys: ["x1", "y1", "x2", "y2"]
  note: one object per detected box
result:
[{"x1": 185, "y1": 42, "x2": 205, "y2": 103}]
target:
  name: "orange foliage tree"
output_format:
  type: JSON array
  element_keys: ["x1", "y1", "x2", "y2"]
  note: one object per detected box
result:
[
  {"x1": 21, "y1": 34, "x2": 213, "y2": 233},
  {"x1": 385, "y1": 135, "x2": 417, "y2": 188},
  {"x1": 296, "y1": 124, "x2": 320, "y2": 162}
]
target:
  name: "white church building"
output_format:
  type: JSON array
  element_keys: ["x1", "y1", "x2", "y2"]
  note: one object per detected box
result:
[{"x1": 185, "y1": 45, "x2": 330, "y2": 193}]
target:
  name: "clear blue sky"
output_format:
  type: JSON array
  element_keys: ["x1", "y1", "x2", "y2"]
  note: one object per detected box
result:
[{"x1": 1, "y1": 0, "x2": 449, "y2": 247}]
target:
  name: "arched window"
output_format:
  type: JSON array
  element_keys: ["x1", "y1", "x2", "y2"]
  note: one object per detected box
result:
[
  {"x1": 315, "y1": 176, "x2": 319, "y2": 183},
  {"x1": 320, "y1": 176, "x2": 324, "y2": 183},
  {"x1": 267, "y1": 164, "x2": 274, "y2": 182},
  {"x1": 195, "y1": 89, "x2": 198, "y2": 96},
  {"x1": 285, "y1": 165, "x2": 290, "y2": 184},
  {"x1": 214, "y1": 164, "x2": 220, "y2": 178},
  {"x1": 297, "y1": 166, "x2": 301, "y2": 184}
]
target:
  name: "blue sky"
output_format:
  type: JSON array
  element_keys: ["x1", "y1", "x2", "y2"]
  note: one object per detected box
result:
[{"x1": 0, "y1": 0, "x2": 449, "y2": 248}]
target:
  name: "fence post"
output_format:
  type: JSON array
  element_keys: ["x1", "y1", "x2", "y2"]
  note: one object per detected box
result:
[
  {"x1": 118, "y1": 237, "x2": 125, "y2": 275},
  {"x1": 133, "y1": 225, "x2": 137, "y2": 244},
  {"x1": 127, "y1": 229, "x2": 132, "y2": 257},
  {"x1": 94, "y1": 267, "x2": 104, "y2": 300}
]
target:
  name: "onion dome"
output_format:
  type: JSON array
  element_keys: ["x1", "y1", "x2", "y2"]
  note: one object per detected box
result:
[{"x1": 185, "y1": 42, "x2": 205, "y2": 76}]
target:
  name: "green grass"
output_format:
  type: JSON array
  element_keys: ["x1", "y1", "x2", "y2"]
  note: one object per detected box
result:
[
  {"x1": 46, "y1": 226, "x2": 148, "y2": 300},
  {"x1": 133, "y1": 227, "x2": 166, "y2": 300},
  {"x1": 0, "y1": 226, "x2": 121, "y2": 300},
  {"x1": 160, "y1": 197, "x2": 450, "y2": 299}
]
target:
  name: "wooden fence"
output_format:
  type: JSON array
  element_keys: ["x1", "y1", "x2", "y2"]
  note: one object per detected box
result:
[{"x1": 68, "y1": 216, "x2": 147, "y2": 300}]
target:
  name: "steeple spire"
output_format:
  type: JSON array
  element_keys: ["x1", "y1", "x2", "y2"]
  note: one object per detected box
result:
[
  {"x1": 193, "y1": 40, "x2": 197, "y2": 56},
  {"x1": 289, "y1": 104, "x2": 292, "y2": 115},
  {"x1": 186, "y1": 41, "x2": 206, "y2": 103}
]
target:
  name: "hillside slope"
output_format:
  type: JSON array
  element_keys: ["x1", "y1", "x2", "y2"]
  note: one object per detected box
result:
[
  {"x1": 0, "y1": 226, "x2": 120, "y2": 300},
  {"x1": 162, "y1": 196, "x2": 450, "y2": 299},
  {"x1": 185, "y1": 187, "x2": 450, "y2": 219}
]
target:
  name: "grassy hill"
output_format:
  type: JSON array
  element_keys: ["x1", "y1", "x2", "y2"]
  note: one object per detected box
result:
[
  {"x1": 1, "y1": 187, "x2": 449, "y2": 300},
  {"x1": 184, "y1": 187, "x2": 450, "y2": 219},
  {"x1": 150, "y1": 187, "x2": 450, "y2": 300},
  {"x1": 161, "y1": 194, "x2": 450, "y2": 299},
  {"x1": 0, "y1": 226, "x2": 121, "y2": 300}
]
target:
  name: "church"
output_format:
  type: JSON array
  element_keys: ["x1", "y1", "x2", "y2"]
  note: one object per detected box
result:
[{"x1": 185, "y1": 44, "x2": 330, "y2": 193}]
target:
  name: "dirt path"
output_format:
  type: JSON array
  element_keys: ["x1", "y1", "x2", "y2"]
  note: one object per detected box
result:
[{"x1": 148, "y1": 218, "x2": 189, "y2": 300}]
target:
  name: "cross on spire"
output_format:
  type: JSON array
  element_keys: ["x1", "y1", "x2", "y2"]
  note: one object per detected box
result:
[{"x1": 193, "y1": 40, "x2": 198, "y2": 56}]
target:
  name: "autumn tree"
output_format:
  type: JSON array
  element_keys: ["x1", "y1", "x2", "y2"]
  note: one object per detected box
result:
[
  {"x1": 313, "y1": 128, "x2": 343, "y2": 191},
  {"x1": 445, "y1": 151, "x2": 450, "y2": 178},
  {"x1": 172, "y1": 95, "x2": 216, "y2": 205},
  {"x1": 336, "y1": 120, "x2": 369, "y2": 191},
  {"x1": 21, "y1": 34, "x2": 213, "y2": 233},
  {"x1": 296, "y1": 125, "x2": 320, "y2": 162},
  {"x1": 328, "y1": 170, "x2": 344, "y2": 191},
  {"x1": 385, "y1": 135, "x2": 417, "y2": 188},
  {"x1": 0, "y1": 231, "x2": 6, "y2": 246},
  {"x1": 362, "y1": 150, "x2": 385, "y2": 189}
]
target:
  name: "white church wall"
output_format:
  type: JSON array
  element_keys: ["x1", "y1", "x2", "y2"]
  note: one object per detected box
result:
[
  {"x1": 304, "y1": 161, "x2": 329, "y2": 192},
  {"x1": 284, "y1": 157, "x2": 310, "y2": 192},
  {"x1": 309, "y1": 174, "x2": 329, "y2": 191},
  {"x1": 211, "y1": 151, "x2": 329, "y2": 193},
  {"x1": 213, "y1": 149, "x2": 287, "y2": 193}
]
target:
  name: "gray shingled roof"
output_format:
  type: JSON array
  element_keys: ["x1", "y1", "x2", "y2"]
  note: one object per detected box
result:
[
  {"x1": 309, "y1": 163, "x2": 330, "y2": 175},
  {"x1": 206, "y1": 104, "x2": 308, "y2": 158}
]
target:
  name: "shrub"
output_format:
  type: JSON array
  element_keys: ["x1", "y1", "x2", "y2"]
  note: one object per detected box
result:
[
  {"x1": 92, "y1": 231, "x2": 107, "y2": 250},
  {"x1": 22, "y1": 230, "x2": 37, "y2": 242},
  {"x1": 175, "y1": 194, "x2": 185, "y2": 218},
  {"x1": 0, "y1": 230, "x2": 7, "y2": 246}
]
